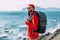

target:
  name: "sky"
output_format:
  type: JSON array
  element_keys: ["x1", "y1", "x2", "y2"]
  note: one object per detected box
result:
[{"x1": 0, "y1": 0, "x2": 60, "y2": 11}]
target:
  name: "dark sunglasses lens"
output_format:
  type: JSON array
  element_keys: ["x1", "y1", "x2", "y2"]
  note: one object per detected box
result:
[{"x1": 27, "y1": 7, "x2": 31, "y2": 9}]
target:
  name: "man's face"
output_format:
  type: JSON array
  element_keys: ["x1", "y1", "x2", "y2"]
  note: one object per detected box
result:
[{"x1": 27, "y1": 6, "x2": 34, "y2": 13}]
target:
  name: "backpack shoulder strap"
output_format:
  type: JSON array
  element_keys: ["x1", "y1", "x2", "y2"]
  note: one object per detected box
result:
[{"x1": 31, "y1": 11, "x2": 38, "y2": 17}]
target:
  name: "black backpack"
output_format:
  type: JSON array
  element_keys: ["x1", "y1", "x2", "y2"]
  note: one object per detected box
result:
[
  {"x1": 29, "y1": 11, "x2": 47, "y2": 33},
  {"x1": 36, "y1": 11, "x2": 47, "y2": 33}
]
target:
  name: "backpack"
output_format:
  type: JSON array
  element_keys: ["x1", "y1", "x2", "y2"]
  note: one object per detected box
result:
[
  {"x1": 29, "y1": 11, "x2": 47, "y2": 33},
  {"x1": 36, "y1": 11, "x2": 47, "y2": 33}
]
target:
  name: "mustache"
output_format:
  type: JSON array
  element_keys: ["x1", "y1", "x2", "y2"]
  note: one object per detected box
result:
[{"x1": 28, "y1": 10, "x2": 32, "y2": 13}]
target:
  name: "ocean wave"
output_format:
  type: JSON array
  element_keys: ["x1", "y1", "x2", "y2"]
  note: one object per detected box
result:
[{"x1": 46, "y1": 22, "x2": 60, "y2": 33}]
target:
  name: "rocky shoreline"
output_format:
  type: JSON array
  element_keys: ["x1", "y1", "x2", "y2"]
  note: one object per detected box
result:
[{"x1": 38, "y1": 29, "x2": 60, "y2": 40}]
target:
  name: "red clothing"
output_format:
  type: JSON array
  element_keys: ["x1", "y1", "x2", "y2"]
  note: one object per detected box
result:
[{"x1": 25, "y1": 11, "x2": 39, "y2": 39}]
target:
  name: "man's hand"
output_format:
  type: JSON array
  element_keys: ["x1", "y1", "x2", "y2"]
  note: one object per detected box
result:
[{"x1": 25, "y1": 18, "x2": 31, "y2": 25}]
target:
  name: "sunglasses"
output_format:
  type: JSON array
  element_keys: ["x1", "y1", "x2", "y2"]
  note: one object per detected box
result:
[{"x1": 27, "y1": 7, "x2": 31, "y2": 9}]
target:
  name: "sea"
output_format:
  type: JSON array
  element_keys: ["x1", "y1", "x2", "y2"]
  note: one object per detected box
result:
[{"x1": 0, "y1": 11, "x2": 60, "y2": 40}]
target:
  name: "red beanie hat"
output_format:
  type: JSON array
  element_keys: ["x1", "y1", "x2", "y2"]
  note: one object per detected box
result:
[{"x1": 28, "y1": 4, "x2": 35, "y2": 8}]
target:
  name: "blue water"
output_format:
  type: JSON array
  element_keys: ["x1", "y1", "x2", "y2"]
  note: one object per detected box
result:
[
  {"x1": 45, "y1": 11, "x2": 60, "y2": 33},
  {"x1": 0, "y1": 11, "x2": 60, "y2": 40}
]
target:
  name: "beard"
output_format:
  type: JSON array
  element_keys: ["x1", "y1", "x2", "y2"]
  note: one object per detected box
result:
[{"x1": 28, "y1": 10, "x2": 32, "y2": 16}]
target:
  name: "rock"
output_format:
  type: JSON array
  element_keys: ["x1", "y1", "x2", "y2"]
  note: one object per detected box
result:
[
  {"x1": 19, "y1": 37, "x2": 21, "y2": 39},
  {"x1": 23, "y1": 38, "x2": 26, "y2": 40},
  {"x1": 4, "y1": 31, "x2": 9, "y2": 33},
  {"x1": 38, "y1": 29, "x2": 60, "y2": 40}
]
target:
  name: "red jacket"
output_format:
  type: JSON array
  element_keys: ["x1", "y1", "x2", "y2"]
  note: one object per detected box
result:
[{"x1": 25, "y1": 11, "x2": 39, "y2": 39}]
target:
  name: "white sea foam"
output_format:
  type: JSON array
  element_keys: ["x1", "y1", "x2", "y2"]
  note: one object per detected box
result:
[
  {"x1": 46, "y1": 22, "x2": 60, "y2": 33},
  {"x1": 0, "y1": 33, "x2": 8, "y2": 37},
  {"x1": 18, "y1": 25, "x2": 27, "y2": 27}
]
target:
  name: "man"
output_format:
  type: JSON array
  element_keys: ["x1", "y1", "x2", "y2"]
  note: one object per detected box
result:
[{"x1": 25, "y1": 4, "x2": 39, "y2": 40}]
